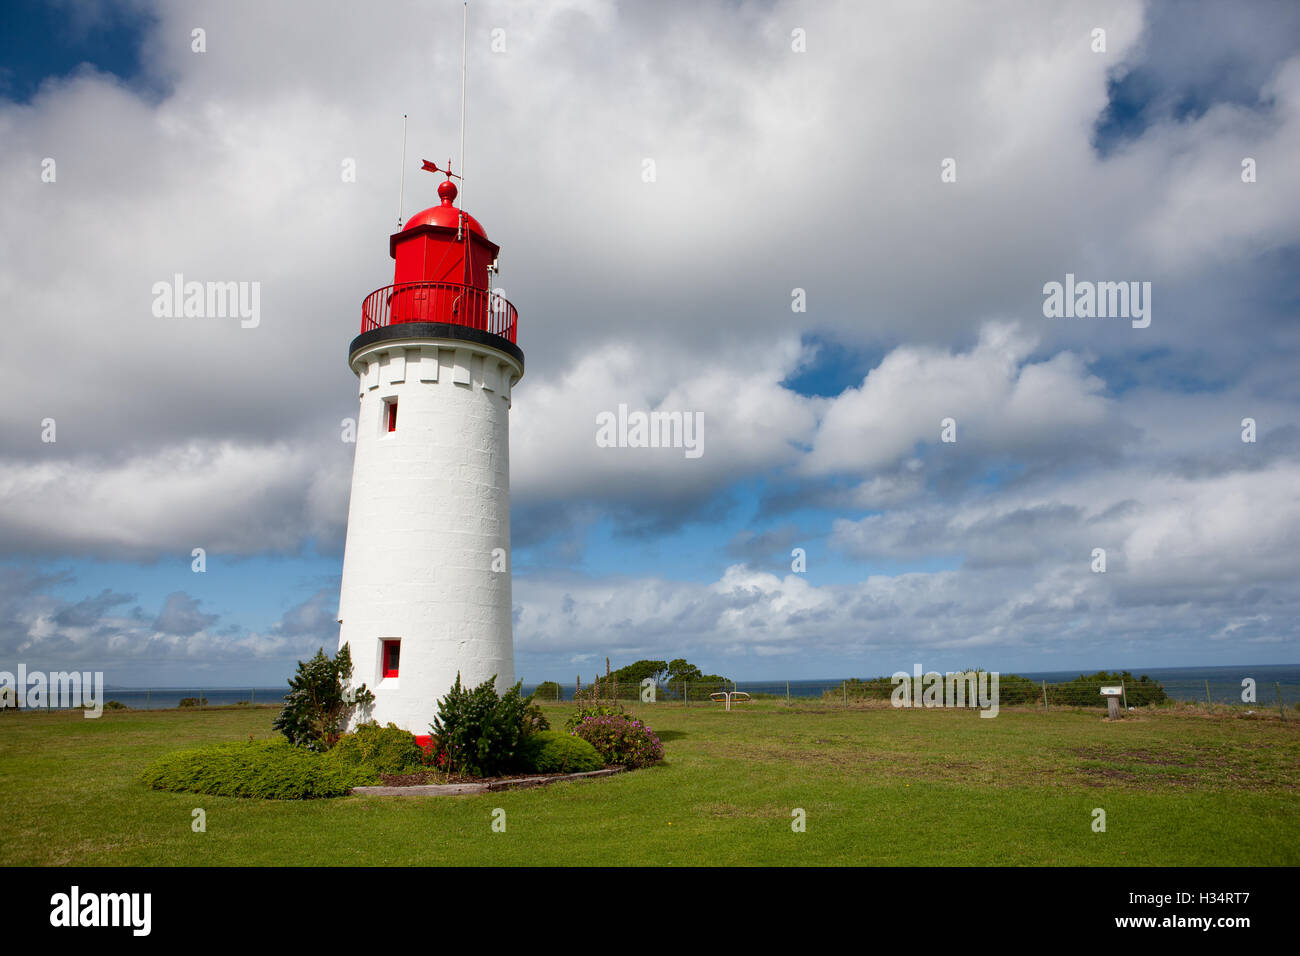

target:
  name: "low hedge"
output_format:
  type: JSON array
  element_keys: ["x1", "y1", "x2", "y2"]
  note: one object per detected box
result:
[
  {"x1": 139, "y1": 739, "x2": 371, "y2": 799},
  {"x1": 325, "y1": 722, "x2": 424, "y2": 775},
  {"x1": 517, "y1": 730, "x2": 604, "y2": 774}
]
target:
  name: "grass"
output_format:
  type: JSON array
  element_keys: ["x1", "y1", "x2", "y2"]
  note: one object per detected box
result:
[{"x1": 1, "y1": 700, "x2": 1297, "y2": 866}]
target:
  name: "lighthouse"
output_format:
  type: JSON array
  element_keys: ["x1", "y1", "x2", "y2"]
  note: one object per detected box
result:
[{"x1": 336, "y1": 161, "x2": 523, "y2": 741}]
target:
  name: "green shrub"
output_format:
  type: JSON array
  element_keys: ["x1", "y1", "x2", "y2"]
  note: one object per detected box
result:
[
  {"x1": 430, "y1": 674, "x2": 533, "y2": 777},
  {"x1": 662, "y1": 659, "x2": 731, "y2": 701},
  {"x1": 273, "y1": 644, "x2": 375, "y2": 752},
  {"x1": 533, "y1": 681, "x2": 563, "y2": 701},
  {"x1": 997, "y1": 674, "x2": 1040, "y2": 705},
  {"x1": 564, "y1": 702, "x2": 623, "y2": 732},
  {"x1": 517, "y1": 730, "x2": 604, "y2": 774},
  {"x1": 177, "y1": 697, "x2": 207, "y2": 708},
  {"x1": 828, "y1": 672, "x2": 1040, "y2": 706},
  {"x1": 571, "y1": 714, "x2": 664, "y2": 768},
  {"x1": 326, "y1": 722, "x2": 424, "y2": 775},
  {"x1": 84, "y1": 700, "x2": 129, "y2": 712},
  {"x1": 139, "y1": 739, "x2": 369, "y2": 799},
  {"x1": 1047, "y1": 671, "x2": 1168, "y2": 708}
]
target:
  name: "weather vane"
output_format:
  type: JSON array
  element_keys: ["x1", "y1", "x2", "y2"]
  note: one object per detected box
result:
[{"x1": 420, "y1": 158, "x2": 462, "y2": 181}]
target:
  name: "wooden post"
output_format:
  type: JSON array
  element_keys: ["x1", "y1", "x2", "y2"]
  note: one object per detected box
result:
[
  {"x1": 145, "y1": 689, "x2": 150, "y2": 711},
  {"x1": 1278, "y1": 682, "x2": 1287, "y2": 721},
  {"x1": 1042, "y1": 680, "x2": 1048, "y2": 711},
  {"x1": 251, "y1": 687, "x2": 255, "y2": 707},
  {"x1": 843, "y1": 681, "x2": 847, "y2": 707},
  {"x1": 1205, "y1": 679, "x2": 1213, "y2": 714},
  {"x1": 786, "y1": 680, "x2": 790, "y2": 703},
  {"x1": 1121, "y1": 679, "x2": 1128, "y2": 712},
  {"x1": 199, "y1": 689, "x2": 203, "y2": 712}
]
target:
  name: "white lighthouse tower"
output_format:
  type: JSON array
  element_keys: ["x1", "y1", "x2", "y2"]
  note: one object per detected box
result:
[{"x1": 337, "y1": 163, "x2": 523, "y2": 743}]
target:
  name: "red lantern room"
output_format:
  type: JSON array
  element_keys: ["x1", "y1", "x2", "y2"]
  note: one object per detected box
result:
[
  {"x1": 392, "y1": 177, "x2": 497, "y2": 290},
  {"x1": 359, "y1": 162, "x2": 518, "y2": 345}
]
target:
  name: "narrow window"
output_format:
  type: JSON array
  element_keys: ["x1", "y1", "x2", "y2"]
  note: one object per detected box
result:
[
  {"x1": 385, "y1": 399, "x2": 398, "y2": 433},
  {"x1": 381, "y1": 640, "x2": 400, "y2": 679}
]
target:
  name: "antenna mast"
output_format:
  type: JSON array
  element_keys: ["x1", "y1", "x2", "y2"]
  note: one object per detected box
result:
[
  {"x1": 457, "y1": 1, "x2": 468, "y2": 243},
  {"x1": 396, "y1": 113, "x2": 408, "y2": 231}
]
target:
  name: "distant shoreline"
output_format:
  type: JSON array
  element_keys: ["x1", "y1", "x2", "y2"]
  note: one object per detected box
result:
[
  {"x1": 19, "y1": 662, "x2": 1283, "y2": 711},
  {"x1": 93, "y1": 661, "x2": 1300, "y2": 693}
]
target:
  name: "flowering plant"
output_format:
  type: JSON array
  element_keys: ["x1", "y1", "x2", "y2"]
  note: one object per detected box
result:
[
  {"x1": 571, "y1": 714, "x2": 664, "y2": 768},
  {"x1": 563, "y1": 702, "x2": 623, "y2": 732}
]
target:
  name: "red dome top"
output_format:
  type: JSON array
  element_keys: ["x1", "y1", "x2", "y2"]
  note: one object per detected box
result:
[{"x1": 401, "y1": 179, "x2": 489, "y2": 240}]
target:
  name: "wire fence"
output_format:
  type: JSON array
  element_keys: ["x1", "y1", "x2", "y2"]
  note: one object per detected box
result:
[
  {"x1": 524, "y1": 676, "x2": 1300, "y2": 717},
  {"x1": 4, "y1": 678, "x2": 1297, "y2": 718},
  {"x1": 0, "y1": 687, "x2": 281, "y2": 713}
]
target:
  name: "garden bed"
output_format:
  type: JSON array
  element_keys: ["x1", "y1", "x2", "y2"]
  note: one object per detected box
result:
[{"x1": 352, "y1": 766, "x2": 626, "y2": 796}]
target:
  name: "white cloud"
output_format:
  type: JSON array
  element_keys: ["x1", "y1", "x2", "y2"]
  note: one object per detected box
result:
[
  {"x1": 1, "y1": 1, "x2": 1298, "y2": 673},
  {"x1": 0, "y1": 440, "x2": 351, "y2": 558},
  {"x1": 0, "y1": 570, "x2": 339, "y2": 675},
  {"x1": 802, "y1": 323, "x2": 1115, "y2": 477}
]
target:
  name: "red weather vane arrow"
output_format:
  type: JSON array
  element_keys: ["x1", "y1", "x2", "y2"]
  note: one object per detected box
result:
[{"x1": 421, "y1": 158, "x2": 462, "y2": 180}]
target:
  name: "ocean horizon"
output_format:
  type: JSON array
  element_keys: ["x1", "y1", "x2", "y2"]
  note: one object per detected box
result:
[{"x1": 37, "y1": 662, "x2": 1293, "y2": 711}]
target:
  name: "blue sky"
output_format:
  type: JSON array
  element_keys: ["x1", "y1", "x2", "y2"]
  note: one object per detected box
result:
[
  {"x1": 0, "y1": 1, "x2": 155, "y2": 103},
  {"x1": 1, "y1": 0, "x2": 1298, "y2": 687}
]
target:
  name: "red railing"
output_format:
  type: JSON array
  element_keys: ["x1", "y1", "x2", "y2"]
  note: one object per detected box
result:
[{"x1": 360, "y1": 281, "x2": 517, "y2": 344}]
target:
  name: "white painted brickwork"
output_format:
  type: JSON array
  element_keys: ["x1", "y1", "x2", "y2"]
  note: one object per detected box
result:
[{"x1": 337, "y1": 336, "x2": 522, "y2": 735}]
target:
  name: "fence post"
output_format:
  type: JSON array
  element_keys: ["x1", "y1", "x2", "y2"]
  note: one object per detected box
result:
[
  {"x1": 1121, "y1": 679, "x2": 1128, "y2": 712},
  {"x1": 251, "y1": 688, "x2": 255, "y2": 707},
  {"x1": 843, "y1": 681, "x2": 847, "y2": 707},
  {"x1": 1042, "y1": 680, "x2": 1048, "y2": 712},
  {"x1": 684, "y1": 681, "x2": 688, "y2": 707},
  {"x1": 1278, "y1": 682, "x2": 1287, "y2": 721},
  {"x1": 145, "y1": 689, "x2": 150, "y2": 711},
  {"x1": 1205, "y1": 680, "x2": 1213, "y2": 714},
  {"x1": 786, "y1": 680, "x2": 790, "y2": 704}
]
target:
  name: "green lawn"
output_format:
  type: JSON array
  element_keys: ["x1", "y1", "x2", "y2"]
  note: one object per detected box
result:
[{"x1": 2, "y1": 700, "x2": 1297, "y2": 866}]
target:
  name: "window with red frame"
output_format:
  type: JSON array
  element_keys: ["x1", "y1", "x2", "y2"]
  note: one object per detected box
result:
[
  {"x1": 385, "y1": 399, "x2": 398, "y2": 432},
  {"x1": 381, "y1": 640, "x2": 400, "y2": 678}
]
